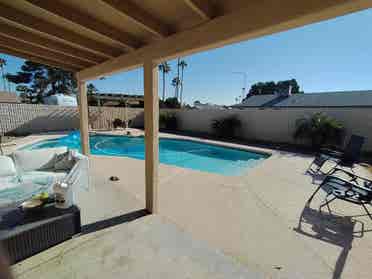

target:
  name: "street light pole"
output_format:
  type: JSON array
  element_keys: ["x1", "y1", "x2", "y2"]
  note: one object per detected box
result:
[{"x1": 232, "y1": 71, "x2": 247, "y2": 103}]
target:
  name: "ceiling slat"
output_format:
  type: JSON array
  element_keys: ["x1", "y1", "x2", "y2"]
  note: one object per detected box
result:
[
  {"x1": 101, "y1": 0, "x2": 170, "y2": 37},
  {"x1": 26, "y1": 0, "x2": 140, "y2": 50},
  {"x1": 0, "y1": 46, "x2": 81, "y2": 72},
  {"x1": 0, "y1": 35, "x2": 93, "y2": 69},
  {"x1": 0, "y1": 22, "x2": 104, "y2": 64},
  {"x1": 0, "y1": 3, "x2": 122, "y2": 59},
  {"x1": 78, "y1": 0, "x2": 371, "y2": 81},
  {"x1": 184, "y1": 0, "x2": 214, "y2": 19}
]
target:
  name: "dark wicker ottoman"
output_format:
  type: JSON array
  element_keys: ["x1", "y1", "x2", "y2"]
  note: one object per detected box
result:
[{"x1": 0, "y1": 204, "x2": 81, "y2": 264}]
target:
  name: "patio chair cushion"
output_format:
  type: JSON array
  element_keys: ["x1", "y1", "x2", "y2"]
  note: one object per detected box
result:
[
  {"x1": 0, "y1": 156, "x2": 17, "y2": 177},
  {"x1": 0, "y1": 176, "x2": 20, "y2": 191},
  {"x1": 54, "y1": 151, "x2": 76, "y2": 171},
  {"x1": 20, "y1": 171, "x2": 67, "y2": 187},
  {"x1": 11, "y1": 147, "x2": 68, "y2": 172}
]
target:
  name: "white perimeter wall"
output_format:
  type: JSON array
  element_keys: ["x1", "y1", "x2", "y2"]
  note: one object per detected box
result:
[
  {"x1": 174, "y1": 108, "x2": 372, "y2": 152},
  {"x1": 1, "y1": 103, "x2": 371, "y2": 152}
]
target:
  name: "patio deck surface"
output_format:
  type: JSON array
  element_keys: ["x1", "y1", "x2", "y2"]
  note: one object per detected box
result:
[{"x1": 4, "y1": 131, "x2": 372, "y2": 279}]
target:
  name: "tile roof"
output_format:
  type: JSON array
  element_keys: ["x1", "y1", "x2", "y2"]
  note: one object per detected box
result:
[{"x1": 234, "y1": 90, "x2": 372, "y2": 108}]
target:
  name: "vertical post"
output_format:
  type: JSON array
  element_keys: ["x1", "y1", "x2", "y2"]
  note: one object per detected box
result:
[
  {"x1": 77, "y1": 78, "x2": 90, "y2": 156},
  {"x1": 144, "y1": 59, "x2": 159, "y2": 213}
]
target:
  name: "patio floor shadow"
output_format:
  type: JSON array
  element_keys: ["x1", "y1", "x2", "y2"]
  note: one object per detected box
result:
[
  {"x1": 81, "y1": 209, "x2": 149, "y2": 235},
  {"x1": 294, "y1": 205, "x2": 372, "y2": 279}
]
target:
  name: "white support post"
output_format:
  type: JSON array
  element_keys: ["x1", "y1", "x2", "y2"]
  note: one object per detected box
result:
[
  {"x1": 77, "y1": 79, "x2": 90, "y2": 156},
  {"x1": 144, "y1": 59, "x2": 159, "y2": 213}
]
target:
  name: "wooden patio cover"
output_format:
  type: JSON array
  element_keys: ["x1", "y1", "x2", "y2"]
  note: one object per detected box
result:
[{"x1": 0, "y1": 0, "x2": 370, "y2": 212}]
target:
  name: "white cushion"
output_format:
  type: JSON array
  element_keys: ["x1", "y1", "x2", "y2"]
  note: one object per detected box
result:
[
  {"x1": 0, "y1": 176, "x2": 20, "y2": 191},
  {"x1": 0, "y1": 156, "x2": 16, "y2": 177},
  {"x1": 12, "y1": 147, "x2": 68, "y2": 172},
  {"x1": 20, "y1": 171, "x2": 67, "y2": 186},
  {"x1": 54, "y1": 151, "x2": 76, "y2": 171}
]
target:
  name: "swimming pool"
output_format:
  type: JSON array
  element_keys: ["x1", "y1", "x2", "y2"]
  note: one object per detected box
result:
[{"x1": 24, "y1": 132, "x2": 269, "y2": 176}]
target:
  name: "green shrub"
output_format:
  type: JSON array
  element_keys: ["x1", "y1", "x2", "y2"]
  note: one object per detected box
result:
[
  {"x1": 293, "y1": 112, "x2": 344, "y2": 149},
  {"x1": 113, "y1": 118, "x2": 123, "y2": 128},
  {"x1": 160, "y1": 97, "x2": 181, "y2": 109},
  {"x1": 159, "y1": 112, "x2": 178, "y2": 130},
  {"x1": 211, "y1": 115, "x2": 241, "y2": 138}
]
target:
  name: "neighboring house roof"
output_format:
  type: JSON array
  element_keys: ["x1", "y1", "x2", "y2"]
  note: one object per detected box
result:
[
  {"x1": 0, "y1": 91, "x2": 20, "y2": 103},
  {"x1": 194, "y1": 101, "x2": 225, "y2": 110},
  {"x1": 92, "y1": 93, "x2": 144, "y2": 102},
  {"x1": 234, "y1": 90, "x2": 372, "y2": 108}
]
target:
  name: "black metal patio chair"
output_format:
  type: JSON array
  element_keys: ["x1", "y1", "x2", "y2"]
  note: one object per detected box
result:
[
  {"x1": 307, "y1": 168, "x2": 372, "y2": 220},
  {"x1": 307, "y1": 135, "x2": 365, "y2": 174}
]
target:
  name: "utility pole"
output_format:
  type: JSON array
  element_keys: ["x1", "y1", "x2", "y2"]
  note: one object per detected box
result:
[{"x1": 232, "y1": 71, "x2": 247, "y2": 104}]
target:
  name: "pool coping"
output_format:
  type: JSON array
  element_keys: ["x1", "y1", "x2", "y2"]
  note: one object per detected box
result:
[
  {"x1": 13, "y1": 129, "x2": 275, "y2": 157},
  {"x1": 93, "y1": 130, "x2": 275, "y2": 157}
]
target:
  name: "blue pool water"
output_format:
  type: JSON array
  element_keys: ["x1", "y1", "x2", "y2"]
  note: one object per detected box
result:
[{"x1": 24, "y1": 132, "x2": 269, "y2": 176}]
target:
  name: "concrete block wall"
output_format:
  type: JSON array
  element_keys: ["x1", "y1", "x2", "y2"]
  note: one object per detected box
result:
[{"x1": 0, "y1": 103, "x2": 144, "y2": 135}]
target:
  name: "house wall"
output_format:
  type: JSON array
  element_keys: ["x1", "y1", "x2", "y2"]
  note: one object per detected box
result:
[
  {"x1": 173, "y1": 108, "x2": 372, "y2": 151},
  {"x1": 0, "y1": 103, "x2": 144, "y2": 135}
]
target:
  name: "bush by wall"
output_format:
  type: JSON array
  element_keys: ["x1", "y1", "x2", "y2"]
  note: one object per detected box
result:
[
  {"x1": 211, "y1": 115, "x2": 241, "y2": 139},
  {"x1": 159, "y1": 112, "x2": 178, "y2": 130},
  {"x1": 293, "y1": 112, "x2": 345, "y2": 149}
]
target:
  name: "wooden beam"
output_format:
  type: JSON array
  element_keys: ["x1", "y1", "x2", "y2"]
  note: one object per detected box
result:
[
  {"x1": 0, "y1": 35, "x2": 93, "y2": 69},
  {"x1": 0, "y1": 46, "x2": 81, "y2": 72},
  {"x1": 101, "y1": 0, "x2": 170, "y2": 37},
  {"x1": 78, "y1": 0, "x2": 371, "y2": 81},
  {"x1": 0, "y1": 22, "x2": 104, "y2": 64},
  {"x1": 144, "y1": 59, "x2": 159, "y2": 213},
  {"x1": 0, "y1": 3, "x2": 122, "y2": 58},
  {"x1": 184, "y1": 0, "x2": 214, "y2": 19},
  {"x1": 26, "y1": 0, "x2": 140, "y2": 50},
  {"x1": 77, "y1": 79, "x2": 90, "y2": 156}
]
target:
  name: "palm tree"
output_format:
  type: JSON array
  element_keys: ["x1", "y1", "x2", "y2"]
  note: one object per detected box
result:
[
  {"x1": 171, "y1": 77, "x2": 180, "y2": 99},
  {"x1": 0, "y1": 58, "x2": 7, "y2": 91},
  {"x1": 178, "y1": 59, "x2": 187, "y2": 105},
  {"x1": 158, "y1": 62, "x2": 171, "y2": 101},
  {"x1": 175, "y1": 58, "x2": 180, "y2": 99}
]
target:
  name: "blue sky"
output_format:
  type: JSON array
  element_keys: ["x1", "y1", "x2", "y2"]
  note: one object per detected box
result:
[{"x1": 1, "y1": 8, "x2": 371, "y2": 105}]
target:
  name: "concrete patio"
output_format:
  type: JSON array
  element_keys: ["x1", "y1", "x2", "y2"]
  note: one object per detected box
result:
[
  {"x1": 1, "y1": 1, "x2": 371, "y2": 278},
  {"x1": 3, "y1": 132, "x2": 372, "y2": 279}
]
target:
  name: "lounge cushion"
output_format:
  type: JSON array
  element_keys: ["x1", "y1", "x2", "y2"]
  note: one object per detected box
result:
[
  {"x1": 54, "y1": 151, "x2": 76, "y2": 171},
  {"x1": 0, "y1": 181, "x2": 53, "y2": 207},
  {"x1": 11, "y1": 147, "x2": 68, "y2": 172},
  {"x1": 0, "y1": 176, "x2": 20, "y2": 191},
  {"x1": 0, "y1": 156, "x2": 17, "y2": 177},
  {"x1": 20, "y1": 171, "x2": 67, "y2": 186}
]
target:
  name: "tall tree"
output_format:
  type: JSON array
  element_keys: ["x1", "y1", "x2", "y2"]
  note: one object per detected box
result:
[
  {"x1": 6, "y1": 60, "x2": 76, "y2": 103},
  {"x1": 87, "y1": 83, "x2": 98, "y2": 95},
  {"x1": 0, "y1": 58, "x2": 7, "y2": 91},
  {"x1": 245, "y1": 79, "x2": 303, "y2": 99},
  {"x1": 171, "y1": 77, "x2": 180, "y2": 100},
  {"x1": 86, "y1": 83, "x2": 100, "y2": 106},
  {"x1": 178, "y1": 60, "x2": 187, "y2": 105},
  {"x1": 17, "y1": 85, "x2": 33, "y2": 103},
  {"x1": 175, "y1": 58, "x2": 180, "y2": 99},
  {"x1": 158, "y1": 62, "x2": 171, "y2": 101}
]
